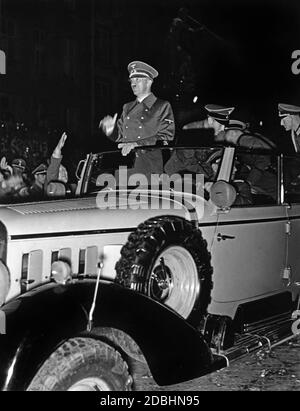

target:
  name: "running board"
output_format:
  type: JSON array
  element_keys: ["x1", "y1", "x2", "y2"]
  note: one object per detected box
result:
[{"x1": 212, "y1": 313, "x2": 295, "y2": 363}]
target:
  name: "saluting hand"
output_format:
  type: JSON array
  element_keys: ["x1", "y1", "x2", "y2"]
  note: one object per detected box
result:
[
  {"x1": 53, "y1": 132, "x2": 67, "y2": 158},
  {"x1": 0, "y1": 156, "x2": 13, "y2": 175},
  {"x1": 99, "y1": 113, "x2": 117, "y2": 136}
]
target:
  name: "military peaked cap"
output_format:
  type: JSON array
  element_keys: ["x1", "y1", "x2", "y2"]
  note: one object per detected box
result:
[
  {"x1": 226, "y1": 119, "x2": 248, "y2": 131},
  {"x1": 205, "y1": 104, "x2": 235, "y2": 125},
  {"x1": 11, "y1": 158, "x2": 26, "y2": 170},
  {"x1": 278, "y1": 103, "x2": 300, "y2": 117},
  {"x1": 128, "y1": 61, "x2": 158, "y2": 80},
  {"x1": 32, "y1": 163, "x2": 47, "y2": 175}
]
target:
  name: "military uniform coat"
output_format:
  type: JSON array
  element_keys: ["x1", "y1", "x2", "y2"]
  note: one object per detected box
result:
[
  {"x1": 290, "y1": 130, "x2": 300, "y2": 153},
  {"x1": 109, "y1": 93, "x2": 175, "y2": 177}
]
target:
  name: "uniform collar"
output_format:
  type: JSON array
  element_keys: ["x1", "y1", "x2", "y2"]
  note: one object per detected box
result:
[{"x1": 138, "y1": 93, "x2": 157, "y2": 108}]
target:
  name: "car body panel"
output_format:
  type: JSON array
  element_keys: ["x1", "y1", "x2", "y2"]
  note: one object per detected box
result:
[
  {"x1": 1, "y1": 147, "x2": 299, "y2": 314},
  {"x1": 285, "y1": 206, "x2": 300, "y2": 289},
  {"x1": 2, "y1": 193, "x2": 199, "y2": 300},
  {"x1": 0, "y1": 280, "x2": 217, "y2": 390},
  {"x1": 207, "y1": 207, "x2": 287, "y2": 302}
]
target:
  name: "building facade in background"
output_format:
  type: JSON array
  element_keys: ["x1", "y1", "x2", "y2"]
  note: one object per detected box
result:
[
  {"x1": 0, "y1": 0, "x2": 155, "y2": 153},
  {"x1": 0, "y1": 0, "x2": 92, "y2": 137}
]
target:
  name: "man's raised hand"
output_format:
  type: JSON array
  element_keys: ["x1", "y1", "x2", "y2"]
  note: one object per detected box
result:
[
  {"x1": 99, "y1": 113, "x2": 117, "y2": 136},
  {"x1": 0, "y1": 156, "x2": 13, "y2": 175},
  {"x1": 53, "y1": 132, "x2": 67, "y2": 158}
]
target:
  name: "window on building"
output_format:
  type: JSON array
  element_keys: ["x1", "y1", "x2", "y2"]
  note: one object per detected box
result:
[
  {"x1": 95, "y1": 78, "x2": 112, "y2": 108},
  {"x1": 0, "y1": 17, "x2": 16, "y2": 37},
  {"x1": 63, "y1": 38, "x2": 77, "y2": 80},
  {"x1": 95, "y1": 28, "x2": 111, "y2": 66},
  {"x1": 0, "y1": 94, "x2": 9, "y2": 111},
  {"x1": 0, "y1": 17, "x2": 18, "y2": 71},
  {"x1": 33, "y1": 29, "x2": 46, "y2": 76},
  {"x1": 65, "y1": 107, "x2": 79, "y2": 131},
  {"x1": 0, "y1": 93, "x2": 14, "y2": 121},
  {"x1": 64, "y1": 0, "x2": 76, "y2": 11}
]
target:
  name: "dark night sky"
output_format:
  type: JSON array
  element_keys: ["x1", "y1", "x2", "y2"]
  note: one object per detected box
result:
[
  {"x1": 130, "y1": 0, "x2": 300, "y2": 98},
  {"x1": 6, "y1": 0, "x2": 300, "y2": 139},
  {"x1": 119, "y1": 0, "x2": 300, "y2": 136}
]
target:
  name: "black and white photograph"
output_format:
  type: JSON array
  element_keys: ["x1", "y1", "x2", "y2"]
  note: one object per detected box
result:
[{"x1": 0, "y1": 0, "x2": 300, "y2": 394}]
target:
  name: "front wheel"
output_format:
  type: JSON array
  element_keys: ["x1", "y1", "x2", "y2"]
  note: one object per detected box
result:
[
  {"x1": 116, "y1": 216, "x2": 213, "y2": 325},
  {"x1": 27, "y1": 338, "x2": 133, "y2": 391}
]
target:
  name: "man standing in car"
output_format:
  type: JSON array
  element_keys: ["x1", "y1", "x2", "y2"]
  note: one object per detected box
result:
[{"x1": 99, "y1": 61, "x2": 175, "y2": 178}]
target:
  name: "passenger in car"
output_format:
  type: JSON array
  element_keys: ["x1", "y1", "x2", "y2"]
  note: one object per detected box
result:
[
  {"x1": 99, "y1": 61, "x2": 175, "y2": 179},
  {"x1": 204, "y1": 151, "x2": 253, "y2": 206},
  {"x1": 278, "y1": 103, "x2": 300, "y2": 153},
  {"x1": 216, "y1": 112, "x2": 277, "y2": 203},
  {"x1": 224, "y1": 119, "x2": 276, "y2": 150},
  {"x1": 236, "y1": 161, "x2": 276, "y2": 204},
  {"x1": 278, "y1": 104, "x2": 300, "y2": 195},
  {"x1": 204, "y1": 104, "x2": 235, "y2": 142},
  {"x1": 164, "y1": 149, "x2": 214, "y2": 180}
]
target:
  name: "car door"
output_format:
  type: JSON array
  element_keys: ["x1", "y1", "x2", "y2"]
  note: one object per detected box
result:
[
  {"x1": 209, "y1": 148, "x2": 288, "y2": 304},
  {"x1": 282, "y1": 154, "x2": 300, "y2": 289}
]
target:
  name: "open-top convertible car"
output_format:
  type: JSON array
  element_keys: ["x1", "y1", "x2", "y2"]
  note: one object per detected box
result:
[{"x1": 0, "y1": 143, "x2": 299, "y2": 390}]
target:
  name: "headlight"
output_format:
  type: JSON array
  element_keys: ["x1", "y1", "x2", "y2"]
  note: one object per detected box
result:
[
  {"x1": 51, "y1": 261, "x2": 71, "y2": 285},
  {"x1": 0, "y1": 260, "x2": 10, "y2": 306}
]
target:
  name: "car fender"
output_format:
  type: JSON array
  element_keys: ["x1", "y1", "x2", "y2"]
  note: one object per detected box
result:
[{"x1": 0, "y1": 280, "x2": 221, "y2": 390}]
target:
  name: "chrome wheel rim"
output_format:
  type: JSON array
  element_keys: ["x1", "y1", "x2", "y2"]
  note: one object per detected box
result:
[
  {"x1": 68, "y1": 377, "x2": 111, "y2": 391},
  {"x1": 150, "y1": 246, "x2": 200, "y2": 319}
]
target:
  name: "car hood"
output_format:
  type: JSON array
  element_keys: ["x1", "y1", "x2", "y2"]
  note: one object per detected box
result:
[{"x1": 0, "y1": 191, "x2": 211, "y2": 237}]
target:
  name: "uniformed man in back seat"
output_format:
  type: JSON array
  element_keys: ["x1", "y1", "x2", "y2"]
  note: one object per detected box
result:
[
  {"x1": 278, "y1": 103, "x2": 300, "y2": 153},
  {"x1": 278, "y1": 103, "x2": 300, "y2": 196},
  {"x1": 222, "y1": 110, "x2": 277, "y2": 203},
  {"x1": 204, "y1": 104, "x2": 235, "y2": 142},
  {"x1": 164, "y1": 148, "x2": 214, "y2": 180}
]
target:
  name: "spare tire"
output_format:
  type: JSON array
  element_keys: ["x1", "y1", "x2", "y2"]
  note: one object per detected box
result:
[{"x1": 115, "y1": 216, "x2": 213, "y2": 325}]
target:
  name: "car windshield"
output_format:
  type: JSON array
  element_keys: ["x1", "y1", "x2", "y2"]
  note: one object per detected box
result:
[{"x1": 86, "y1": 146, "x2": 223, "y2": 194}]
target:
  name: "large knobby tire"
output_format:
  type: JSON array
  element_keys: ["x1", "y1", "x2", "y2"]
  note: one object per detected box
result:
[
  {"x1": 115, "y1": 216, "x2": 213, "y2": 325},
  {"x1": 27, "y1": 338, "x2": 133, "y2": 391}
]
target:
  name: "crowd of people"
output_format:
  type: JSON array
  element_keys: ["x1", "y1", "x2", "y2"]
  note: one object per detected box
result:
[{"x1": 0, "y1": 132, "x2": 70, "y2": 203}]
